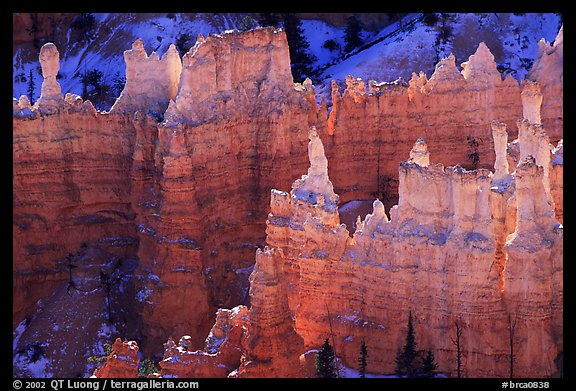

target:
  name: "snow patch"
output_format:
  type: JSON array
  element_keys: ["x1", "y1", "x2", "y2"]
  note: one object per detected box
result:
[{"x1": 13, "y1": 319, "x2": 28, "y2": 351}]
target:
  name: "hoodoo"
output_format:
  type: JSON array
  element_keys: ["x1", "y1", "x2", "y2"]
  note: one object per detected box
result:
[{"x1": 13, "y1": 19, "x2": 562, "y2": 378}]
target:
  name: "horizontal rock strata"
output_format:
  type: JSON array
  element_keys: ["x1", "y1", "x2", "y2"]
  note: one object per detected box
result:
[{"x1": 13, "y1": 25, "x2": 563, "y2": 378}]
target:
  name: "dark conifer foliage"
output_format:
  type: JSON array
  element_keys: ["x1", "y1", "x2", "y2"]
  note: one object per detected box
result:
[
  {"x1": 395, "y1": 311, "x2": 419, "y2": 377},
  {"x1": 420, "y1": 349, "x2": 438, "y2": 378},
  {"x1": 316, "y1": 338, "x2": 337, "y2": 378},
  {"x1": 358, "y1": 340, "x2": 368, "y2": 378},
  {"x1": 27, "y1": 69, "x2": 36, "y2": 105},
  {"x1": 281, "y1": 13, "x2": 317, "y2": 83},
  {"x1": 344, "y1": 15, "x2": 364, "y2": 53},
  {"x1": 258, "y1": 12, "x2": 280, "y2": 27}
]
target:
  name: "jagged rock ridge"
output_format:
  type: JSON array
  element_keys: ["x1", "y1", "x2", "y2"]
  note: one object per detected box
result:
[{"x1": 13, "y1": 25, "x2": 562, "y2": 377}]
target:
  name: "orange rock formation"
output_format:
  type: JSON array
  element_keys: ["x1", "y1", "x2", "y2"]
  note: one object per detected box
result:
[
  {"x1": 236, "y1": 102, "x2": 562, "y2": 377},
  {"x1": 93, "y1": 338, "x2": 140, "y2": 378},
  {"x1": 234, "y1": 247, "x2": 304, "y2": 377},
  {"x1": 158, "y1": 306, "x2": 248, "y2": 378},
  {"x1": 13, "y1": 25, "x2": 563, "y2": 378}
]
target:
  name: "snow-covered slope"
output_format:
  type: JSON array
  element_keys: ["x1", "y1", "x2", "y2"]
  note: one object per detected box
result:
[
  {"x1": 13, "y1": 13, "x2": 562, "y2": 111},
  {"x1": 318, "y1": 13, "x2": 562, "y2": 87},
  {"x1": 13, "y1": 13, "x2": 250, "y2": 109}
]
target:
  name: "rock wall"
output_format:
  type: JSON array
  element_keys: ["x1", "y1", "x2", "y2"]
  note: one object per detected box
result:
[
  {"x1": 93, "y1": 338, "x2": 140, "y2": 378},
  {"x1": 13, "y1": 25, "x2": 562, "y2": 377},
  {"x1": 526, "y1": 25, "x2": 563, "y2": 145},
  {"x1": 158, "y1": 306, "x2": 248, "y2": 378},
  {"x1": 110, "y1": 39, "x2": 182, "y2": 116},
  {"x1": 132, "y1": 28, "x2": 312, "y2": 355},
  {"x1": 249, "y1": 113, "x2": 562, "y2": 377},
  {"x1": 234, "y1": 247, "x2": 304, "y2": 377},
  {"x1": 311, "y1": 38, "x2": 563, "y2": 210},
  {"x1": 13, "y1": 51, "x2": 139, "y2": 330}
]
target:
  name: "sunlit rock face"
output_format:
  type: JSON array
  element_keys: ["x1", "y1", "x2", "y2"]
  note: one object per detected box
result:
[
  {"x1": 526, "y1": 25, "x2": 563, "y2": 143},
  {"x1": 110, "y1": 39, "x2": 182, "y2": 116},
  {"x1": 13, "y1": 28, "x2": 313, "y2": 373},
  {"x1": 133, "y1": 27, "x2": 313, "y2": 356},
  {"x1": 93, "y1": 339, "x2": 140, "y2": 378},
  {"x1": 13, "y1": 25, "x2": 562, "y2": 378},
  {"x1": 255, "y1": 123, "x2": 561, "y2": 377}
]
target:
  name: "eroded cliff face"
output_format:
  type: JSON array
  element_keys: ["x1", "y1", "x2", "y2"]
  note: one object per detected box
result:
[
  {"x1": 13, "y1": 42, "x2": 139, "y2": 342},
  {"x1": 13, "y1": 27, "x2": 313, "y2": 376},
  {"x1": 14, "y1": 25, "x2": 562, "y2": 378},
  {"x1": 158, "y1": 306, "x2": 248, "y2": 378},
  {"x1": 311, "y1": 37, "x2": 563, "y2": 212},
  {"x1": 132, "y1": 28, "x2": 313, "y2": 355},
  {"x1": 223, "y1": 106, "x2": 561, "y2": 377},
  {"x1": 93, "y1": 338, "x2": 140, "y2": 378},
  {"x1": 526, "y1": 25, "x2": 563, "y2": 144}
]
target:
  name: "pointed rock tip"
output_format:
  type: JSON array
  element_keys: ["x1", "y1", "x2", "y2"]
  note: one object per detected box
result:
[
  {"x1": 554, "y1": 25, "x2": 563, "y2": 46},
  {"x1": 308, "y1": 126, "x2": 319, "y2": 140},
  {"x1": 132, "y1": 38, "x2": 144, "y2": 50},
  {"x1": 40, "y1": 42, "x2": 59, "y2": 54},
  {"x1": 373, "y1": 199, "x2": 385, "y2": 215},
  {"x1": 477, "y1": 41, "x2": 491, "y2": 53}
]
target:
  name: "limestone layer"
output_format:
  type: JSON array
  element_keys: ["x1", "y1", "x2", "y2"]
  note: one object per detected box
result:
[
  {"x1": 13, "y1": 25, "x2": 563, "y2": 377},
  {"x1": 247, "y1": 116, "x2": 562, "y2": 377},
  {"x1": 309, "y1": 38, "x2": 563, "y2": 211}
]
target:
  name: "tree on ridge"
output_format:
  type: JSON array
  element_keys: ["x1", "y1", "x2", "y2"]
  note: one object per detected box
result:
[
  {"x1": 316, "y1": 338, "x2": 337, "y2": 378},
  {"x1": 395, "y1": 311, "x2": 419, "y2": 377}
]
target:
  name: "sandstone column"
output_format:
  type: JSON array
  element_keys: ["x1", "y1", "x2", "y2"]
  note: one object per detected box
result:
[
  {"x1": 491, "y1": 120, "x2": 509, "y2": 181},
  {"x1": 35, "y1": 42, "x2": 64, "y2": 113}
]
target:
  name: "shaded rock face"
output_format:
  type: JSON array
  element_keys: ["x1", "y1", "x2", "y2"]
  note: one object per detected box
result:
[
  {"x1": 13, "y1": 26, "x2": 562, "y2": 378},
  {"x1": 13, "y1": 105, "x2": 138, "y2": 333}
]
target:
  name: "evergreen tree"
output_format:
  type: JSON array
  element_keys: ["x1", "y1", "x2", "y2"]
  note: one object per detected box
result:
[
  {"x1": 175, "y1": 33, "x2": 192, "y2": 57},
  {"x1": 71, "y1": 13, "x2": 96, "y2": 42},
  {"x1": 344, "y1": 15, "x2": 364, "y2": 53},
  {"x1": 237, "y1": 15, "x2": 258, "y2": 31},
  {"x1": 281, "y1": 13, "x2": 317, "y2": 83},
  {"x1": 138, "y1": 359, "x2": 160, "y2": 378},
  {"x1": 420, "y1": 349, "x2": 438, "y2": 378},
  {"x1": 258, "y1": 12, "x2": 280, "y2": 27},
  {"x1": 111, "y1": 72, "x2": 126, "y2": 98},
  {"x1": 315, "y1": 338, "x2": 337, "y2": 378},
  {"x1": 395, "y1": 311, "x2": 418, "y2": 377},
  {"x1": 358, "y1": 340, "x2": 368, "y2": 378},
  {"x1": 422, "y1": 13, "x2": 440, "y2": 27},
  {"x1": 27, "y1": 69, "x2": 36, "y2": 105}
]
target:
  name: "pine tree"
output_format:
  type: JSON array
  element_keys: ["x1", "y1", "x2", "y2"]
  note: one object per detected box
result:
[
  {"x1": 420, "y1": 349, "x2": 438, "y2": 378},
  {"x1": 258, "y1": 12, "x2": 280, "y2": 27},
  {"x1": 315, "y1": 338, "x2": 337, "y2": 378},
  {"x1": 344, "y1": 15, "x2": 364, "y2": 53},
  {"x1": 27, "y1": 69, "x2": 35, "y2": 105},
  {"x1": 358, "y1": 340, "x2": 368, "y2": 378},
  {"x1": 395, "y1": 311, "x2": 418, "y2": 377},
  {"x1": 281, "y1": 13, "x2": 317, "y2": 83},
  {"x1": 238, "y1": 15, "x2": 258, "y2": 31}
]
